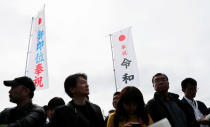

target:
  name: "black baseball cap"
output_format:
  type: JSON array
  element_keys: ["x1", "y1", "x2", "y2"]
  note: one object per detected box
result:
[{"x1": 3, "y1": 76, "x2": 35, "y2": 92}]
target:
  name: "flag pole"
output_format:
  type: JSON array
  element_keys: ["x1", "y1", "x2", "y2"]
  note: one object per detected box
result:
[
  {"x1": 25, "y1": 17, "x2": 34, "y2": 75},
  {"x1": 109, "y1": 34, "x2": 118, "y2": 92}
]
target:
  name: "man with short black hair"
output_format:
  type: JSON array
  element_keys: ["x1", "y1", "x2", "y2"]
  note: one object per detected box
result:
[
  {"x1": 181, "y1": 78, "x2": 210, "y2": 127},
  {"x1": 50, "y1": 73, "x2": 105, "y2": 127},
  {"x1": 146, "y1": 73, "x2": 198, "y2": 127},
  {"x1": 44, "y1": 97, "x2": 65, "y2": 127},
  {"x1": 0, "y1": 76, "x2": 46, "y2": 127}
]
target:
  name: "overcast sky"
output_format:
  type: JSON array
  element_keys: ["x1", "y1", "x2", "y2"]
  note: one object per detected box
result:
[{"x1": 1, "y1": 0, "x2": 210, "y2": 116}]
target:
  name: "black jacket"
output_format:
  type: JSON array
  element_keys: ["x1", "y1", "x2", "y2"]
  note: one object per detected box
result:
[
  {"x1": 0, "y1": 102, "x2": 46, "y2": 127},
  {"x1": 182, "y1": 97, "x2": 210, "y2": 125},
  {"x1": 49, "y1": 100, "x2": 105, "y2": 127},
  {"x1": 146, "y1": 92, "x2": 198, "y2": 127},
  {"x1": 182, "y1": 98, "x2": 210, "y2": 116}
]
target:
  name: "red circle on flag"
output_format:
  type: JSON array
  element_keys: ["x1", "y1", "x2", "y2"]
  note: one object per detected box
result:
[
  {"x1": 119, "y1": 35, "x2": 126, "y2": 41},
  {"x1": 38, "y1": 18, "x2": 42, "y2": 25}
]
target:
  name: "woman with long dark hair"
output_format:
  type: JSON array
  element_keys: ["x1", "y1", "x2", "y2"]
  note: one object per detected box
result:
[{"x1": 107, "y1": 86, "x2": 153, "y2": 127}]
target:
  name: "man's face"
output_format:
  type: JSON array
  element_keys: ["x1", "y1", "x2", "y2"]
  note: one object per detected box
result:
[
  {"x1": 182, "y1": 84, "x2": 197, "y2": 100},
  {"x1": 46, "y1": 109, "x2": 54, "y2": 120},
  {"x1": 9, "y1": 85, "x2": 27, "y2": 103},
  {"x1": 112, "y1": 94, "x2": 119, "y2": 109},
  {"x1": 71, "y1": 77, "x2": 89, "y2": 97},
  {"x1": 153, "y1": 75, "x2": 169, "y2": 93}
]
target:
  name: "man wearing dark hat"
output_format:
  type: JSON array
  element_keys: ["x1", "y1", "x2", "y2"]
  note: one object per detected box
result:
[{"x1": 0, "y1": 76, "x2": 46, "y2": 127}]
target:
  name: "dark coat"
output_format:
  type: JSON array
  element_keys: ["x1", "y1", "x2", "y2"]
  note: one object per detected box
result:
[
  {"x1": 0, "y1": 102, "x2": 46, "y2": 127},
  {"x1": 146, "y1": 92, "x2": 198, "y2": 127},
  {"x1": 182, "y1": 98, "x2": 210, "y2": 115},
  {"x1": 49, "y1": 100, "x2": 105, "y2": 127},
  {"x1": 182, "y1": 97, "x2": 210, "y2": 126}
]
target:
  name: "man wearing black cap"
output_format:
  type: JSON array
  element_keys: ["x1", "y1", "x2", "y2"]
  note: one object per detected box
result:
[{"x1": 0, "y1": 76, "x2": 46, "y2": 127}]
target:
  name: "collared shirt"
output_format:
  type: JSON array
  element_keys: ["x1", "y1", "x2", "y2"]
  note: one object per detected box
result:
[{"x1": 184, "y1": 96, "x2": 209, "y2": 127}]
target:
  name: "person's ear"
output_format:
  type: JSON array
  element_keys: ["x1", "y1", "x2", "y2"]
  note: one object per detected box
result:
[
  {"x1": 70, "y1": 87, "x2": 75, "y2": 94},
  {"x1": 182, "y1": 88, "x2": 185, "y2": 93},
  {"x1": 24, "y1": 88, "x2": 31, "y2": 96}
]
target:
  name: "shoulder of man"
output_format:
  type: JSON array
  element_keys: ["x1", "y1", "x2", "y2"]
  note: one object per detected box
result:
[
  {"x1": 87, "y1": 101, "x2": 105, "y2": 126},
  {"x1": 196, "y1": 100, "x2": 209, "y2": 114},
  {"x1": 31, "y1": 104, "x2": 45, "y2": 113},
  {"x1": 26, "y1": 103, "x2": 46, "y2": 125},
  {"x1": 181, "y1": 97, "x2": 187, "y2": 103},
  {"x1": 146, "y1": 98, "x2": 155, "y2": 105},
  {"x1": 0, "y1": 107, "x2": 15, "y2": 114},
  {"x1": 197, "y1": 100, "x2": 207, "y2": 107},
  {"x1": 49, "y1": 104, "x2": 76, "y2": 127},
  {"x1": 168, "y1": 92, "x2": 179, "y2": 99},
  {"x1": 0, "y1": 107, "x2": 16, "y2": 122},
  {"x1": 87, "y1": 101, "x2": 102, "y2": 111},
  {"x1": 55, "y1": 104, "x2": 75, "y2": 115}
]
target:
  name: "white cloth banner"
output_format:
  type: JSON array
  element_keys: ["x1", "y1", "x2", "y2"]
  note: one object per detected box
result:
[
  {"x1": 110, "y1": 27, "x2": 140, "y2": 90},
  {"x1": 26, "y1": 7, "x2": 49, "y2": 90}
]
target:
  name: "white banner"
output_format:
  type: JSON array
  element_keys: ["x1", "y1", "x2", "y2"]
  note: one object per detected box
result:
[
  {"x1": 110, "y1": 27, "x2": 140, "y2": 90},
  {"x1": 26, "y1": 7, "x2": 49, "y2": 90}
]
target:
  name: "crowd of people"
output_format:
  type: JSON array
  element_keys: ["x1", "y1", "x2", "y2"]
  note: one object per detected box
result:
[{"x1": 0, "y1": 72, "x2": 210, "y2": 127}]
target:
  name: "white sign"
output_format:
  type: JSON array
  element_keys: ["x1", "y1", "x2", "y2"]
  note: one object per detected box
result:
[
  {"x1": 26, "y1": 7, "x2": 49, "y2": 90},
  {"x1": 148, "y1": 118, "x2": 171, "y2": 127},
  {"x1": 110, "y1": 27, "x2": 140, "y2": 90}
]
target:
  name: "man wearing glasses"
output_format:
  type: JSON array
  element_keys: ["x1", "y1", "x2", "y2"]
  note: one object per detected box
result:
[
  {"x1": 181, "y1": 78, "x2": 210, "y2": 127},
  {"x1": 146, "y1": 73, "x2": 198, "y2": 127}
]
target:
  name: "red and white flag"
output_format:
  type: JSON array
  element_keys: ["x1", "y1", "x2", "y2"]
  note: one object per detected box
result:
[
  {"x1": 110, "y1": 27, "x2": 140, "y2": 90},
  {"x1": 26, "y1": 7, "x2": 49, "y2": 90}
]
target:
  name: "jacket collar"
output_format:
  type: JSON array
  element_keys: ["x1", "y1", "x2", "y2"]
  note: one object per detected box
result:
[
  {"x1": 15, "y1": 101, "x2": 33, "y2": 113},
  {"x1": 154, "y1": 92, "x2": 179, "y2": 101}
]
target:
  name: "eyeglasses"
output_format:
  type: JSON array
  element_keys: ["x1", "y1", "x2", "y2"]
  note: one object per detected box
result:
[
  {"x1": 154, "y1": 77, "x2": 168, "y2": 83},
  {"x1": 186, "y1": 87, "x2": 199, "y2": 91}
]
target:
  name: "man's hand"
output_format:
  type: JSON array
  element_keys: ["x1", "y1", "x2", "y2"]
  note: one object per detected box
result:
[
  {"x1": 197, "y1": 116, "x2": 209, "y2": 125},
  {"x1": 124, "y1": 122, "x2": 132, "y2": 127}
]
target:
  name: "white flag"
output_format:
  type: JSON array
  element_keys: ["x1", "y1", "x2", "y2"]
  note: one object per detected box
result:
[
  {"x1": 26, "y1": 7, "x2": 49, "y2": 90},
  {"x1": 110, "y1": 27, "x2": 140, "y2": 90}
]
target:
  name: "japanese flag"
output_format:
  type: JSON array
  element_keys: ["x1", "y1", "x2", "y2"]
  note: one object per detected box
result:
[
  {"x1": 25, "y1": 7, "x2": 49, "y2": 90},
  {"x1": 110, "y1": 27, "x2": 140, "y2": 90}
]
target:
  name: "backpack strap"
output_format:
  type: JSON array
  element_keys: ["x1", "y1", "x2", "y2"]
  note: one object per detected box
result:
[{"x1": 67, "y1": 101, "x2": 90, "y2": 126}]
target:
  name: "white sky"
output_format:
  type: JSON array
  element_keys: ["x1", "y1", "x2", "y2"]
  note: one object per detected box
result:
[{"x1": 1, "y1": 0, "x2": 210, "y2": 116}]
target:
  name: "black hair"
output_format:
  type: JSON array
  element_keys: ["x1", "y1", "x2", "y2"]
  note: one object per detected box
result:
[
  {"x1": 113, "y1": 91, "x2": 120, "y2": 97},
  {"x1": 43, "y1": 105, "x2": 49, "y2": 111},
  {"x1": 64, "y1": 73, "x2": 87, "y2": 98},
  {"x1": 29, "y1": 91, "x2": 34, "y2": 98},
  {"x1": 48, "y1": 97, "x2": 65, "y2": 110},
  {"x1": 115, "y1": 86, "x2": 149, "y2": 126},
  {"x1": 181, "y1": 78, "x2": 197, "y2": 89},
  {"x1": 152, "y1": 73, "x2": 168, "y2": 84}
]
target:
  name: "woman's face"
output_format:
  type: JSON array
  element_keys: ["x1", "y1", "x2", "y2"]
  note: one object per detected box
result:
[{"x1": 123, "y1": 102, "x2": 137, "y2": 115}]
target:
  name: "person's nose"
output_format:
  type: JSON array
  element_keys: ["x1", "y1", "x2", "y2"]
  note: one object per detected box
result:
[
  {"x1": 9, "y1": 88, "x2": 12, "y2": 94},
  {"x1": 85, "y1": 83, "x2": 89, "y2": 87}
]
